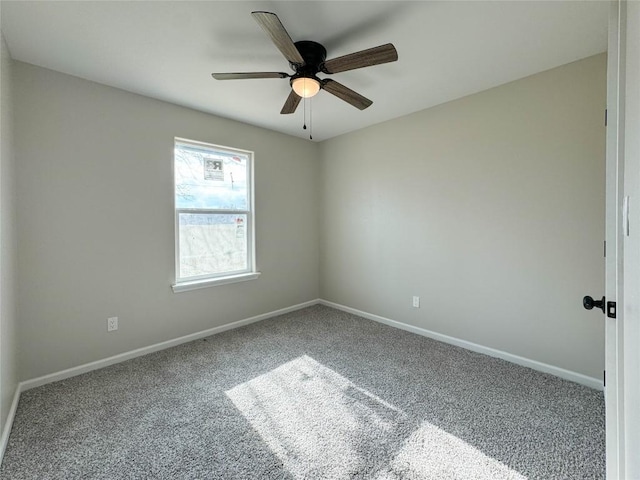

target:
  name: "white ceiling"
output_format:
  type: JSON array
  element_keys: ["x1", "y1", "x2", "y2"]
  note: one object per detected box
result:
[{"x1": 1, "y1": 1, "x2": 608, "y2": 142}]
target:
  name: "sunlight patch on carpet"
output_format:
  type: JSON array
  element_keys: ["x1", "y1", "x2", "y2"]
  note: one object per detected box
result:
[
  {"x1": 373, "y1": 421, "x2": 526, "y2": 479},
  {"x1": 226, "y1": 355, "x2": 525, "y2": 479}
]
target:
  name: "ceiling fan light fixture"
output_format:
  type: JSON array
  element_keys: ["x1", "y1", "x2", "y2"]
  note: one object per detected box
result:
[{"x1": 292, "y1": 77, "x2": 320, "y2": 98}]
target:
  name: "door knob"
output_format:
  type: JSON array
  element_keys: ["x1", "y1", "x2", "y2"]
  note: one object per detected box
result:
[{"x1": 583, "y1": 295, "x2": 605, "y2": 313}]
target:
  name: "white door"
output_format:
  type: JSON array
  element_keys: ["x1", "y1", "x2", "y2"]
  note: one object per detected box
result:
[
  {"x1": 621, "y1": 1, "x2": 640, "y2": 478},
  {"x1": 602, "y1": 1, "x2": 640, "y2": 478},
  {"x1": 604, "y1": 1, "x2": 625, "y2": 477}
]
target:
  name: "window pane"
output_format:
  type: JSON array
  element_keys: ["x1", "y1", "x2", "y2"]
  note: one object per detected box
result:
[
  {"x1": 175, "y1": 143, "x2": 248, "y2": 211},
  {"x1": 178, "y1": 213, "x2": 248, "y2": 279}
]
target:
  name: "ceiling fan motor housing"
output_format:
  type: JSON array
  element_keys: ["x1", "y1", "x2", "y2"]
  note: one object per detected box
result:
[{"x1": 290, "y1": 40, "x2": 327, "y2": 83}]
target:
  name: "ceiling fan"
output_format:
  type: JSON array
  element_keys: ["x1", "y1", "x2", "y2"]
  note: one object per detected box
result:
[{"x1": 212, "y1": 11, "x2": 398, "y2": 114}]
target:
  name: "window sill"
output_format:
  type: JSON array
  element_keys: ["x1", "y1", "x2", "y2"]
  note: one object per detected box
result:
[{"x1": 172, "y1": 272, "x2": 261, "y2": 293}]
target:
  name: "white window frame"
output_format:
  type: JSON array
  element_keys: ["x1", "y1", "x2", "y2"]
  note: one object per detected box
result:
[{"x1": 172, "y1": 138, "x2": 259, "y2": 293}]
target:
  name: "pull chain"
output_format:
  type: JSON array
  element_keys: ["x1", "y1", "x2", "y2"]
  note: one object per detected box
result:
[
  {"x1": 309, "y1": 97, "x2": 313, "y2": 140},
  {"x1": 301, "y1": 94, "x2": 313, "y2": 140},
  {"x1": 303, "y1": 97, "x2": 307, "y2": 130}
]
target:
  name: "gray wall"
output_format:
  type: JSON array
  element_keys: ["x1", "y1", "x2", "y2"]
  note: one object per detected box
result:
[
  {"x1": 14, "y1": 62, "x2": 320, "y2": 380},
  {"x1": 0, "y1": 33, "x2": 18, "y2": 430},
  {"x1": 320, "y1": 54, "x2": 607, "y2": 379},
  {"x1": 12, "y1": 54, "x2": 606, "y2": 383}
]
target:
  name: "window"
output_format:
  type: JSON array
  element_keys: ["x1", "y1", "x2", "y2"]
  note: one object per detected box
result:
[{"x1": 173, "y1": 138, "x2": 258, "y2": 292}]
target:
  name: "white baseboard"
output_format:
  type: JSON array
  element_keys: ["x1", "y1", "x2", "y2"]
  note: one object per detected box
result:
[
  {"x1": 21, "y1": 299, "x2": 321, "y2": 392},
  {"x1": 0, "y1": 384, "x2": 21, "y2": 465},
  {"x1": 17, "y1": 297, "x2": 603, "y2": 393},
  {"x1": 319, "y1": 299, "x2": 603, "y2": 391}
]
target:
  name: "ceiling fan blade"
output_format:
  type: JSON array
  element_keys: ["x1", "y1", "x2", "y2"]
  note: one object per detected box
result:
[
  {"x1": 251, "y1": 11, "x2": 305, "y2": 65},
  {"x1": 280, "y1": 90, "x2": 302, "y2": 114},
  {"x1": 322, "y1": 43, "x2": 398, "y2": 74},
  {"x1": 321, "y1": 79, "x2": 373, "y2": 110},
  {"x1": 212, "y1": 72, "x2": 289, "y2": 80}
]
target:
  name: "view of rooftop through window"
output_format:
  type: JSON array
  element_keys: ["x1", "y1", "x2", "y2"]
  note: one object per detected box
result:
[{"x1": 174, "y1": 140, "x2": 253, "y2": 282}]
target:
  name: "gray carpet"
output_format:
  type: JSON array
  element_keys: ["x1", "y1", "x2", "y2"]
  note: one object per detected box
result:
[{"x1": 1, "y1": 305, "x2": 604, "y2": 479}]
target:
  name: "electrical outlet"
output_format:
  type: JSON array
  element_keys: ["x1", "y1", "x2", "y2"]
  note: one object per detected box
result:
[
  {"x1": 107, "y1": 316, "x2": 118, "y2": 332},
  {"x1": 412, "y1": 296, "x2": 420, "y2": 308}
]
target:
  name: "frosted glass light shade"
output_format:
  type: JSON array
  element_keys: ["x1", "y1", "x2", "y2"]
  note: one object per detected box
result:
[{"x1": 292, "y1": 77, "x2": 320, "y2": 98}]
